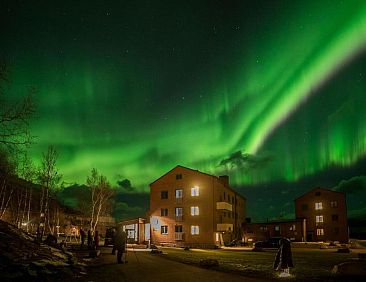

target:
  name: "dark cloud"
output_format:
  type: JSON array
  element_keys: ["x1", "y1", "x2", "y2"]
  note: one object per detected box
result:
[
  {"x1": 333, "y1": 176, "x2": 366, "y2": 194},
  {"x1": 219, "y1": 150, "x2": 274, "y2": 170}
]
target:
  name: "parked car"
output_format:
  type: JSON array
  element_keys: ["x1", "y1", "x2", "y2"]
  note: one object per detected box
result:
[
  {"x1": 104, "y1": 227, "x2": 115, "y2": 246},
  {"x1": 254, "y1": 237, "x2": 282, "y2": 249},
  {"x1": 226, "y1": 239, "x2": 247, "y2": 247}
]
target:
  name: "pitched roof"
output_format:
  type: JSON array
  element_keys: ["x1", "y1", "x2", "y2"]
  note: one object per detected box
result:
[{"x1": 294, "y1": 187, "x2": 345, "y2": 201}]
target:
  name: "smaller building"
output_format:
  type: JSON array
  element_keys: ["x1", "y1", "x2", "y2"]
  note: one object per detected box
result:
[
  {"x1": 295, "y1": 187, "x2": 348, "y2": 243},
  {"x1": 120, "y1": 217, "x2": 150, "y2": 244},
  {"x1": 243, "y1": 218, "x2": 306, "y2": 243}
]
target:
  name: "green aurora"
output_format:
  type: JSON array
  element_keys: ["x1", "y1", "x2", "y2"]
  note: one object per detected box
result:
[{"x1": 1, "y1": 0, "x2": 366, "y2": 197}]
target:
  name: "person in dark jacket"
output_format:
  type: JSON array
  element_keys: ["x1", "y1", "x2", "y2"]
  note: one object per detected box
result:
[
  {"x1": 273, "y1": 237, "x2": 294, "y2": 277},
  {"x1": 94, "y1": 230, "x2": 100, "y2": 249},
  {"x1": 80, "y1": 228, "x2": 85, "y2": 249},
  {"x1": 87, "y1": 230, "x2": 92, "y2": 249},
  {"x1": 114, "y1": 226, "x2": 127, "y2": 264}
]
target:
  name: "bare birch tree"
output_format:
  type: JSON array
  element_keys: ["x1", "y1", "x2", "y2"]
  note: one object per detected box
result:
[
  {"x1": 37, "y1": 146, "x2": 62, "y2": 235},
  {"x1": 0, "y1": 59, "x2": 36, "y2": 148},
  {"x1": 86, "y1": 168, "x2": 114, "y2": 234},
  {"x1": 0, "y1": 149, "x2": 16, "y2": 219}
]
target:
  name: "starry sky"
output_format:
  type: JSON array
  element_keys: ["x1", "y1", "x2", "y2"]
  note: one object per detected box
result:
[{"x1": 1, "y1": 0, "x2": 366, "y2": 221}]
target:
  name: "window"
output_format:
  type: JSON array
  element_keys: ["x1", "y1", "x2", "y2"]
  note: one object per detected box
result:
[
  {"x1": 315, "y1": 191, "x2": 321, "y2": 196},
  {"x1": 301, "y1": 204, "x2": 308, "y2": 211},
  {"x1": 275, "y1": 225, "x2": 280, "y2": 231},
  {"x1": 316, "y1": 228, "x2": 324, "y2": 236},
  {"x1": 161, "y1": 191, "x2": 168, "y2": 199},
  {"x1": 316, "y1": 215, "x2": 324, "y2": 223},
  {"x1": 290, "y1": 224, "x2": 296, "y2": 231},
  {"x1": 228, "y1": 195, "x2": 230, "y2": 202},
  {"x1": 315, "y1": 202, "x2": 323, "y2": 210},
  {"x1": 175, "y1": 207, "x2": 183, "y2": 216},
  {"x1": 331, "y1": 201, "x2": 338, "y2": 208},
  {"x1": 334, "y1": 227, "x2": 339, "y2": 234},
  {"x1": 191, "y1": 186, "x2": 199, "y2": 196},
  {"x1": 175, "y1": 225, "x2": 183, "y2": 232},
  {"x1": 176, "y1": 174, "x2": 182, "y2": 180},
  {"x1": 332, "y1": 214, "x2": 339, "y2": 221},
  {"x1": 161, "y1": 225, "x2": 168, "y2": 235},
  {"x1": 175, "y1": 189, "x2": 183, "y2": 198},
  {"x1": 191, "y1": 225, "x2": 199, "y2": 235},
  {"x1": 260, "y1": 226, "x2": 268, "y2": 231},
  {"x1": 191, "y1": 206, "x2": 199, "y2": 216},
  {"x1": 161, "y1": 208, "x2": 168, "y2": 216},
  {"x1": 224, "y1": 192, "x2": 226, "y2": 200}
]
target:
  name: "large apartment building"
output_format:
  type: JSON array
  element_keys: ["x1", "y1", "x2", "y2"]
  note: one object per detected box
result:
[
  {"x1": 295, "y1": 187, "x2": 348, "y2": 243},
  {"x1": 149, "y1": 165, "x2": 246, "y2": 248}
]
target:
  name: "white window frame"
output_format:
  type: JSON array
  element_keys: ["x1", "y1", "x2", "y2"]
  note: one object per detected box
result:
[
  {"x1": 161, "y1": 225, "x2": 168, "y2": 235},
  {"x1": 175, "y1": 207, "x2": 183, "y2": 216},
  {"x1": 317, "y1": 228, "x2": 324, "y2": 236},
  {"x1": 175, "y1": 189, "x2": 183, "y2": 199},
  {"x1": 190, "y1": 206, "x2": 199, "y2": 216},
  {"x1": 316, "y1": 215, "x2": 324, "y2": 223},
  {"x1": 315, "y1": 202, "x2": 323, "y2": 210},
  {"x1": 191, "y1": 186, "x2": 199, "y2": 196},
  {"x1": 191, "y1": 225, "x2": 199, "y2": 235}
]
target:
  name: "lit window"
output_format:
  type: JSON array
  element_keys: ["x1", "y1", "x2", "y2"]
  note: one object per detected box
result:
[
  {"x1": 330, "y1": 201, "x2": 338, "y2": 208},
  {"x1": 260, "y1": 226, "x2": 267, "y2": 231},
  {"x1": 315, "y1": 202, "x2": 323, "y2": 210},
  {"x1": 191, "y1": 206, "x2": 199, "y2": 216},
  {"x1": 317, "y1": 228, "x2": 324, "y2": 236},
  {"x1": 161, "y1": 208, "x2": 168, "y2": 216},
  {"x1": 191, "y1": 225, "x2": 199, "y2": 235},
  {"x1": 275, "y1": 225, "x2": 280, "y2": 231},
  {"x1": 290, "y1": 224, "x2": 296, "y2": 231},
  {"x1": 175, "y1": 207, "x2": 183, "y2": 216},
  {"x1": 175, "y1": 189, "x2": 183, "y2": 198},
  {"x1": 191, "y1": 186, "x2": 199, "y2": 196},
  {"x1": 316, "y1": 215, "x2": 324, "y2": 223},
  {"x1": 161, "y1": 225, "x2": 168, "y2": 235}
]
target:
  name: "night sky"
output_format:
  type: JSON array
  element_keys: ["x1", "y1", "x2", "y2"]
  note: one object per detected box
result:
[{"x1": 1, "y1": 0, "x2": 366, "y2": 221}]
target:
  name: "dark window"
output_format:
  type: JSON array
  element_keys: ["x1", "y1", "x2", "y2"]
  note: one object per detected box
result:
[
  {"x1": 228, "y1": 212, "x2": 231, "y2": 218},
  {"x1": 315, "y1": 191, "x2": 321, "y2": 196},
  {"x1": 332, "y1": 214, "x2": 339, "y2": 221},
  {"x1": 175, "y1": 225, "x2": 183, "y2": 232},
  {"x1": 228, "y1": 195, "x2": 230, "y2": 202},
  {"x1": 161, "y1": 225, "x2": 168, "y2": 234},
  {"x1": 176, "y1": 174, "x2": 182, "y2": 180},
  {"x1": 161, "y1": 191, "x2": 168, "y2": 199},
  {"x1": 334, "y1": 227, "x2": 340, "y2": 234},
  {"x1": 161, "y1": 208, "x2": 168, "y2": 216},
  {"x1": 331, "y1": 201, "x2": 338, "y2": 208},
  {"x1": 224, "y1": 192, "x2": 226, "y2": 200},
  {"x1": 301, "y1": 204, "x2": 308, "y2": 211},
  {"x1": 232, "y1": 197, "x2": 234, "y2": 204}
]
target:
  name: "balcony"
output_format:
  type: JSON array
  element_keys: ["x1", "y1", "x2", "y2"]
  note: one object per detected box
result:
[
  {"x1": 175, "y1": 215, "x2": 184, "y2": 222},
  {"x1": 216, "y1": 202, "x2": 232, "y2": 211},
  {"x1": 217, "y1": 224, "x2": 233, "y2": 232},
  {"x1": 175, "y1": 232, "x2": 184, "y2": 241}
]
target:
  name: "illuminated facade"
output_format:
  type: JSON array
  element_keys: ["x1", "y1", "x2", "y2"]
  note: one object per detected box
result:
[
  {"x1": 295, "y1": 187, "x2": 348, "y2": 243},
  {"x1": 149, "y1": 165, "x2": 246, "y2": 248}
]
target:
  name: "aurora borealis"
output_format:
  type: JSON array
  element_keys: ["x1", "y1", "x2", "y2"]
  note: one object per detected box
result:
[{"x1": 1, "y1": 0, "x2": 366, "y2": 220}]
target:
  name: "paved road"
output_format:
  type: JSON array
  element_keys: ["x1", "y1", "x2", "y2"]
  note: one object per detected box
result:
[{"x1": 78, "y1": 247, "x2": 272, "y2": 282}]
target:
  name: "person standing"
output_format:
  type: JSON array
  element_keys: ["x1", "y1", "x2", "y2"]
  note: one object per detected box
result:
[
  {"x1": 87, "y1": 230, "x2": 92, "y2": 249},
  {"x1": 80, "y1": 228, "x2": 85, "y2": 249},
  {"x1": 94, "y1": 230, "x2": 100, "y2": 249},
  {"x1": 114, "y1": 226, "x2": 127, "y2": 264},
  {"x1": 273, "y1": 237, "x2": 294, "y2": 277}
]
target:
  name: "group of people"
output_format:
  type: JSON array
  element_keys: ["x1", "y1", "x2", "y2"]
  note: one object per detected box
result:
[
  {"x1": 79, "y1": 226, "x2": 127, "y2": 264},
  {"x1": 79, "y1": 228, "x2": 100, "y2": 250}
]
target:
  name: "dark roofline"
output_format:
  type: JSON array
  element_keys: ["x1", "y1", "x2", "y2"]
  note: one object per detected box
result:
[
  {"x1": 294, "y1": 187, "x2": 345, "y2": 201},
  {"x1": 149, "y1": 165, "x2": 246, "y2": 200}
]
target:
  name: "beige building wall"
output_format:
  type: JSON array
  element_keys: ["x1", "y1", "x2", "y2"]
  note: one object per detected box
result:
[{"x1": 149, "y1": 165, "x2": 246, "y2": 248}]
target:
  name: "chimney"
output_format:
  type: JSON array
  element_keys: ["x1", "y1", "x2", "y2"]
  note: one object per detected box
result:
[{"x1": 219, "y1": 175, "x2": 229, "y2": 187}]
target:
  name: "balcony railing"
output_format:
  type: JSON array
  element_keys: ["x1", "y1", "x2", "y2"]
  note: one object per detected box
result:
[
  {"x1": 175, "y1": 215, "x2": 184, "y2": 222},
  {"x1": 217, "y1": 223, "x2": 233, "y2": 232},
  {"x1": 175, "y1": 197, "x2": 183, "y2": 204},
  {"x1": 216, "y1": 202, "x2": 233, "y2": 211},
  {"x1": 175, "y1": 232, "x2": 184, "y2": 241}
]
